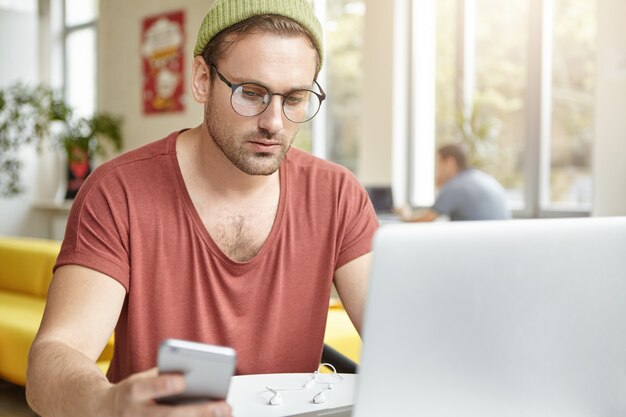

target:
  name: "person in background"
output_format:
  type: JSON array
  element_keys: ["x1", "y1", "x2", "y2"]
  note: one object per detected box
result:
[
  {"x1": 25, "y1": 1, "x2": 378, "y2": 416},
  {"x1": 401, "y1": 143, "x2": 510, "y2": 222}
]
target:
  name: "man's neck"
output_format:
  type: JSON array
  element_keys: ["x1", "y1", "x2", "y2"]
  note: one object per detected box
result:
[{"x1": 177, "y1": 126, "x2": 280, "y2": 198}]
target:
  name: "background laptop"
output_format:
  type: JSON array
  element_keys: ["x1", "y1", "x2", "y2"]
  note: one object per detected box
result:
[
  {"x1": 365, "y1": 186, "x2": 399, "y2": 224},
  {"x1": 365, "y1": 186, "x2": 394, "y2": 214},
  {"x1": 353, "y1": 217, "x2": 626, "y2": 417}
]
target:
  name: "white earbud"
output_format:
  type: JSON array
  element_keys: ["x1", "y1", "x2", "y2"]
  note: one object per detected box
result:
[
  {"x1": 312, "y1": 391, "x2": 327, "y2": 404},
  {"x1": 268, "y1": 390, "x2": 282, "y2": 405},
  {"x1": 302, "y1": 374, "x2": 317, "y2": 389},
  {"x1": 312, "y1": 385, "x2": 332, "y2": 404},
  {"x1": 265, "y1": 363, "x2": 343, "y2": 407}
]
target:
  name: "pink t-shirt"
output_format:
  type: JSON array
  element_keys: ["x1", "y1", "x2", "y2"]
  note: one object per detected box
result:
[{"x1": 54, "y1": 131, "x2": 378, "y2": 382}]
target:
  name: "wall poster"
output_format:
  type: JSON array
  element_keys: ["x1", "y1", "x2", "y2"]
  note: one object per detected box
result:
[{"x1": 141, "y1": 10, "x2": 185, "y2": 114}]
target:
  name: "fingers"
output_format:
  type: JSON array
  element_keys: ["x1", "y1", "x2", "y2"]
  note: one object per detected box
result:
[
  {"x1": 159, "y1": 401, "x2": 232, "y2": 417},
  {"x1": 198, "y1": 401, "x2": 232, "y2": 417},
  {"x1": 125, "y1": 368, "x2": 186, "y2": 403},
  {"x1": 112, "y1": 368, "x2": 233, "y2": 417},
  {"x1": 133, "y1": 375, "x2": 186, "y2": 403}
]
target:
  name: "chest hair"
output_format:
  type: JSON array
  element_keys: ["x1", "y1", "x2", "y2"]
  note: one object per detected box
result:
[{"x1": 203, "y1": 203, "x2": 277, "y2": 263}]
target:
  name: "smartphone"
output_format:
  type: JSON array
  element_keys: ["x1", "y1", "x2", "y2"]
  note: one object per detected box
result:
[{"x1": 156, "y1": 338, "x2": 237, "y2": 404}]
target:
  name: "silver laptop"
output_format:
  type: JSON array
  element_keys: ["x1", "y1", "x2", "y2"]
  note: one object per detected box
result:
[{"x1": 352, "y1": 217, "x2": 626, "y2": 417}]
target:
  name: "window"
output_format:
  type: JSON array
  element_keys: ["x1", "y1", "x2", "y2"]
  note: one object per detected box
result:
[
  {"x1": 405, "y1": 0, "x2": 596, "y2": 216},
  {"x1": 473, "y1": 0, "x2": 529, "y2": 208},
  {"x1": 63, "y1": 0, "x2": 98, "y2": 117},
  {"x1": 321, "y1": 0, "x2": 365, "y2": 172},
  {"x1": 44, "y1": 0, "x2": 98, "y2": 116},
  {"x1": 549, "y1": 0, "x2": 596, "y2": 209},
  {"x1": 294, "y1": 0, "x2": 365, "y2": 175},
  {"x1": 434, "y1": 0, "x2": 457, "y2": 149}
]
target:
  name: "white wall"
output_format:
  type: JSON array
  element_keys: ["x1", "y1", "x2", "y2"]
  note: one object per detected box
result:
[
  {"x1": 98, "y1": 0, "x2": 209, "y2": 152},
  {"x1": 358, "y1": 0, "x2": 394, "y2": 186},
  {"x1": 592, "y1": 0, "x2": 626, "y2": 216},
  {"x1": 0, "y1": 8, "x2": 50, "y2": 238}
]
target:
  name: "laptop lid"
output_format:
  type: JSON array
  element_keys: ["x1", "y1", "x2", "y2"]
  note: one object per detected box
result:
[
  {"x1": 354, "y1": 217, "x2": 626, "y2": 417},
  {"x1": 365, "y1": 186, "x2": 394, "y2": 214}
]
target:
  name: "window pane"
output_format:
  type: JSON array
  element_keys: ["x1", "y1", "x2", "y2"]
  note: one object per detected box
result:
[
  {"x1": 435, "y1": 0, "x2": 457, "y2": 148},
  {"x1": 293, "y1": 0, "x2": 315, "y2": 153},
  {"x1": 65, "y1": 0, "x2": 98, "y2": 26},
  {"x1": 474, "y1": 0, "x2": 528, "y2": 208},
  {"x1": 293, "y1": 123, "x2": 313, "y2": 152},
  {"x1": 66, "y1": 27, "x2": 96, "y2": 117},
  {"x1": 549, "y1": 0, "x2": 596, "y2": 208},
  {"x1": 324, "y1": 0, "x2": 365, "y2": 172}
]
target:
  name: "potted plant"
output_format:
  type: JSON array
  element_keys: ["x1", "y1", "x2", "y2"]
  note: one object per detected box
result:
[
  {"x1": 61, "y1": 112, "x2": 123, "y2": 199},
  {"x1": 0, "y1": 81, "x2": 123, "y2": 199}
]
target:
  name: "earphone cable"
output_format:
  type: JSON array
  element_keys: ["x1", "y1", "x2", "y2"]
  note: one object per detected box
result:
[{"x1": 265, "y1": 362, "x2": 344, "y2": 392}]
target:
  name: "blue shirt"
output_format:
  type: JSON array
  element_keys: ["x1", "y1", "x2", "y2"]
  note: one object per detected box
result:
[{"x1": 432, "y1": 169, "x2": 511, "y2": 221}]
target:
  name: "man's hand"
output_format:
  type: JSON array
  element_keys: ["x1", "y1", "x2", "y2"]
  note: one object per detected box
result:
[
  {"x1": 27, "y1": 267, "x2": 232, "y2": 417},
  {"x1": 105, "y1": 368, "x2": 232, "y2": 417},
  {"x1": 398, "y1": 206, "x2": 439, "y2": 222}
]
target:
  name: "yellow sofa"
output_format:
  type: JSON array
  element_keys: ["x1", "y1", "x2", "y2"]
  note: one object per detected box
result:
[{"x1": 0, "y1": 236, "x2": 113, "y2": 385}]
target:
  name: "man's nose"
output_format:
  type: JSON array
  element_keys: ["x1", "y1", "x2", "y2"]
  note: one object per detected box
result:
[{"x1": 258, "y1": 96, "x2": 285, "y2": 134}]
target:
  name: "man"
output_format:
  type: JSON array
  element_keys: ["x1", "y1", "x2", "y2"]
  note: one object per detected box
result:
[
  {"x1": 401, "y1": 143, "x2": 510, "y2": 222},
  {"x1": 25, "y1": 1, "x2": 378, "y2": 416}
]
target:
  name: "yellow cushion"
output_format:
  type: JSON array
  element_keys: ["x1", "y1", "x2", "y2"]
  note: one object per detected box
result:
[
  {"x1": 0, "y1": 237, "x2": 61, "y2": 297},
  {"x1": 0, "y1": 290, "x2": 114, "y2": 385},
  {"x1": 323, "y1": 305, "x2": 361, "y2": 364},
  {"x1": 0, "y1": 291, "x2": 49, "y2": 385}
]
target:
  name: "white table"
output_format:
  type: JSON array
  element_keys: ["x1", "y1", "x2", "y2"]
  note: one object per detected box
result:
[{"x1": 227, "y1": 373, "x2": 357, "y2": 417}]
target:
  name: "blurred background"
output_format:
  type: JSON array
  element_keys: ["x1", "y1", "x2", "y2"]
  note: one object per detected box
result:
[{"x1": 1, "y1": 0, "x2": 625, "y2": 240}]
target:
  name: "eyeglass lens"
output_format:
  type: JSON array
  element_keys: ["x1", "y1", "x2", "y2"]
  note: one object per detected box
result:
[{"x1": 231, "y1": 83, "x2": 322, "y2": 123}]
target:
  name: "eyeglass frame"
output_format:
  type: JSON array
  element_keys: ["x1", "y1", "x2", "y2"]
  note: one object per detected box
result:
[{"x1": 209, "y1": 64, "x2": 326, "y2": 123}]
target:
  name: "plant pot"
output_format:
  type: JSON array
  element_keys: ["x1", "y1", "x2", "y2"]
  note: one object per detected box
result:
[{"x1": 64, "y1": 145, "x2": 91, "y2": 200}]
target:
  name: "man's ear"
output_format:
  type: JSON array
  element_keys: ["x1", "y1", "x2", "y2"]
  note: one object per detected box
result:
[
  {"x1": 446, "y1": 156, "x2": 460, "y2": 175},
  {"x1": 191, "y1": 56, "x2": 211, "y2": 103}
]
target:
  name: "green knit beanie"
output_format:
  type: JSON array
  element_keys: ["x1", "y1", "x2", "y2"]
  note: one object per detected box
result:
[{"x1": 194, "y1": 0, "x2": 323, "y2": 66}]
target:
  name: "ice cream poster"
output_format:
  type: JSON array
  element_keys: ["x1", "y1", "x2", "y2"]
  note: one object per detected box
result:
[{"x1": 141, "y1": 10, "x2": 185, "y2": 114}]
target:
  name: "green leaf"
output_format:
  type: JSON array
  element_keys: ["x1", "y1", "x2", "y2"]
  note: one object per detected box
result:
[{"x1": 0, "y1": 81, "x2": 124, "y2": 197}]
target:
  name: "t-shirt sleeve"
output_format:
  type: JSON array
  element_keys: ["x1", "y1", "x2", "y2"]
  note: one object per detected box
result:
[
  {"x1": 432, "y1": 185, "x2": 460, "y2": 216},
  {"x1": 335, "y1": 173, "x2": 379, "y2": 270},
  {"x1": 54, "y1": 167, "x2": 131, "y2": 292}
]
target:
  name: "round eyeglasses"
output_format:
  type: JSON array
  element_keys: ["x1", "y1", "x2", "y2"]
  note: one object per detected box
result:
[{"x1": 210, "y1": 64, "x2": 326, "y2": 123}]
